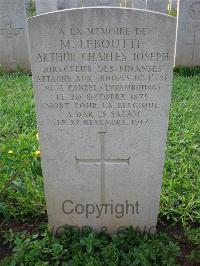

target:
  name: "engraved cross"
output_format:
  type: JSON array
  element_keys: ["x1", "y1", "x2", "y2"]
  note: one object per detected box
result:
[
  {"x1": 186, "y1": 30, "x2": 200, "y2": 60},
  {"x1": 75, "y1": 132, "x2": 130, "y2": 203}
]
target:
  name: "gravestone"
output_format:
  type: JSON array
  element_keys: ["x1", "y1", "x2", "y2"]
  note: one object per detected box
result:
[
  {"x1": 35, "y1": 0, "x2": 58, "y2": 15},
  {"x1": 28, "y1": 7, "x2": 176, "y2": 233},
  {"x1": 84, "y1": 0, "x2": 120, "y2": 7},
  {"x1": 57, "y1": 0, "x2": 82, "y2": 9},
  {"x1": 146, "y1": 0, "x2": 168, "y2": 13},
  {"x1": 175, "y1": 0, "x2": 200, "y2": 66},
  {"x1": 0, "y1": 0, "x2": 30, "y2": 72}
]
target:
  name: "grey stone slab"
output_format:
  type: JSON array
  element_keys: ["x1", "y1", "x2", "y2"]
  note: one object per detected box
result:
[
  {"x1": 57, "y1": 0, "x2": 82, "y2": 9},
  {"x1": 0, "y1": 0, "x2": 30, "y2": 72},
  {"x1": 35, "y1": 0, "x2": 58, "y2": 15},
  {"x1": 28, "y1": 8, "x2": 176, "y2": 234},
  {"x1": 83, "y1": 0, "x2": 120, "y2": 6},
  {"x1": 120, "y1": 0, "x2": 127, "y2": 7},
  {"x1": 133, "y1": 0, "x2": 146, "y2": 9},
  {"x1": 175, "y1": 0, "x2": 200, "y2": 66},
  {"x1": 169, "y1": 0, "x2": 177, "y2": 10},
  {"x1": 146, "y1": 0, "x2": 168, "y2": 13},
  {"x1": 24, "y1": 0, "x2": 31, "y2": 14},
  {"x1": 122, "y1": 0, "x2": 147, "y2": 8},
  {"x1": 123, "y1": 0, "x2": 133, "y2": 8}
]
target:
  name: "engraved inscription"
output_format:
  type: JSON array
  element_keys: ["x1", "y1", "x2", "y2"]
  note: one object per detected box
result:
[{"x1": 33, "y1": 25, "x2": 172, "y2": 128}]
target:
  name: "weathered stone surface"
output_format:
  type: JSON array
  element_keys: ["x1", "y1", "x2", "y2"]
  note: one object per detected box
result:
[
  {"x1": 0, "y1": 0, "x2": 30, "y2": 72},
  {"x1": 57, "y1": 0, "x2": 82, "y2": 9},
  {"x1": 24, "y1": 0, "x2": 31, "y2": 14},
  {"x1": 146, "y1": 0, "x2": 168, "y2": 13},
  {"x1": 35, "y1": 0, "x2": 58, "y2": 15},
  {"x1": 133, "y1": 0, "x2": 146, "y2": 9},
  {"x1": 120, "y1": 0, "x2": 126, "y2": 7},
  {"x1": 175, "y1": 0, "x2": 200, "y2": 66},
  {"x1": 28, "y1": 8, "x2": 176, "y2": 233},
  {"x1": 84, "y1": 0, "x2": 120, "y2": 7},
  {"x1": 169, "y1": 0, "x2": 177, "y2": 10}
]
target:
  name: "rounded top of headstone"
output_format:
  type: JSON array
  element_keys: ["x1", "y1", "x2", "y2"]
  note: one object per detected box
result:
[{"x1": 29, "y1": 7, "x2": 176, "y2": 22}]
